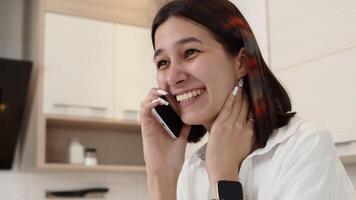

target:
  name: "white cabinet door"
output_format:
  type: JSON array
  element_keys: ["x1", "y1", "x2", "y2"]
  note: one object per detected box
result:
[
  {"x1": 269, "y1": 0, "x2": 356, "y2": 70},
  {"x1": 115, "y1": 24, "x2": 156, "y2": 120},
  {"x1": 269, "y1": 0, "x2": 356, "y2": 148},
  {"x1": 274, "y1": 47, "x2": 356, "y2": 141},
  {"x1": 44, "y1": 13, "x2": 116, "y2": 118}
]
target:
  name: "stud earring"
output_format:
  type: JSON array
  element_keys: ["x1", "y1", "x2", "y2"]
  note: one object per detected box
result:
[{"x1": 238, "y1": 78, "x2": 244, "y2": 87}]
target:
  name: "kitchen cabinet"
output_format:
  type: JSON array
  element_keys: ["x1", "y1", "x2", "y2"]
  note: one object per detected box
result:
[
  {"x1": 44, "y1": 12, "x2": 157, "y2": 121},
  {"x1": 21, "y1": 0, "x2": 158, "y2": 172},
  {"x1": 45, "y1": 0, "x2": 158, "y2": 27},
  {"x1": 44, "y1": 13, "x2": 116, "y2": 118},
  {"x1": 269, "y1": 0, "x2": 356, "y2": 71},
  {"x1": 268, "y1": 0, "x2": 356, "y2": 163},
  {"x1": 115, "y1": 23, "x2": 156, "y2": 120},
  {"x1": 41, "y1": 12, "x2": 151, "y2": 171}
]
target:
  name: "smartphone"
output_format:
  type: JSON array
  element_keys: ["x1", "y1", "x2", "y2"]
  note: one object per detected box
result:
[{"x1": 151, "y1": 96, "x2": 183, "y2": 139}]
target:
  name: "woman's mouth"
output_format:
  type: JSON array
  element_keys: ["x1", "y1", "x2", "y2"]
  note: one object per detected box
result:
[{"x1": 175, "y1": 88, "x2": 205, "y2": 104}]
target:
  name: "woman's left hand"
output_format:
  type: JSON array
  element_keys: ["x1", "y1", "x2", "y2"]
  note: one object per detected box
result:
[{"x1": 206, "y1": 85, "x2": 255, "y2": 185}]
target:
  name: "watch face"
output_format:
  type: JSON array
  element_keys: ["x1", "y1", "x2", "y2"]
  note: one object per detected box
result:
[{"x1": 218, "y1": 181, "x2": 243, "y2": 199}]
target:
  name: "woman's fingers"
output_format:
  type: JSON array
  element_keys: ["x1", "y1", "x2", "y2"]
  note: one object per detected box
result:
[
  {"x1": 228, "y1": 85, "x2": 244, "y2": 124},
  {"x1": 140, "y1": 88, "x2": 169, "y2": 117},
  {"x1": 216, "y1": 86, "x2": 237, "y2": 122},
  {"x1": 237, "y1": 95, "x2": 249, "y2": 124}
]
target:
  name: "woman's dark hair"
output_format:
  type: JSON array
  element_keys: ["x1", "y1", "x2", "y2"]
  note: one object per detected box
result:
[{"x1": 151, "y1": 0, "x2": 296, "y2": 148}]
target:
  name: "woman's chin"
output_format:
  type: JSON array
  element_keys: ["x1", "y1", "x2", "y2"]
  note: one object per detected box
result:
[{"x1": 181, "y1": 113, "x2": 207, "y2": 126}]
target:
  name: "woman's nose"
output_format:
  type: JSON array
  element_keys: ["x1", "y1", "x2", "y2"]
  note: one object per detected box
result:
[{"x1": 166, "y1": 61, "x2": 188, "y2": 86}]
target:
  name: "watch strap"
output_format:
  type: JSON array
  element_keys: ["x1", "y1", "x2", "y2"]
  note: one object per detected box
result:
[
  {"x1": 209, "y1": 180, "x2": 243, "y2": 200},
  {"x1": 208, "y1": 183, "x2": 218, "y2": 199}
]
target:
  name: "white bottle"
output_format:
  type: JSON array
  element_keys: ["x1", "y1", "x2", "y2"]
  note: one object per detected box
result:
[{"x1": 68, "y1": 138, "x2": 84, "y2": 164}]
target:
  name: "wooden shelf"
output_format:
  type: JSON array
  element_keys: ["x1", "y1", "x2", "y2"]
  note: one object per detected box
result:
[
  {"x1": 36, "y1": 163, "x2": 146, "y2": 172},
  {"x1": 46, "y1": 114, "x2": 141, "y2": 132},
  {"x1": 41, "y1": 114, "x2": 145, "y2": 171}
]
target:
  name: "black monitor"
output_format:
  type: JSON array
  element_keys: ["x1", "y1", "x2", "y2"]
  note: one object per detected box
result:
[{"x1": 0, "y1": 58, "x2": 32, "y2": 169}]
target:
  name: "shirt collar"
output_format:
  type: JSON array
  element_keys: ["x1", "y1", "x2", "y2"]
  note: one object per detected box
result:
[
  {"x1": 247, "y1": 115, "x2": 304, "y2": 159},
  {"x1": 195, "y1": 116, "x2": 304, "y2": 161}
]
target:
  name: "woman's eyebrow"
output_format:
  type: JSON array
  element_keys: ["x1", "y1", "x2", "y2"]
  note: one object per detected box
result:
[
  {"x1": 176, "y1": 37, "x2": 203, "y2": 46},
  {"x1": 153, "y1": 37, "x2": 203, "y2": 60}
]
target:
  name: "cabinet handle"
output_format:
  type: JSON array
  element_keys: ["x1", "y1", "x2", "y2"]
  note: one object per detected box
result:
[
  {"x1": 124, "y1": 109, "x2": 139, "y2": 115},
  {"x1": 53, "y1": 103, "x2": 107, "y2": 111},
  {"x1": 123, "y1": 109, "x2": 139, "y2": 120},
  {"x1": 335, "y1": 141, "x2": 352, "y2": 145}
]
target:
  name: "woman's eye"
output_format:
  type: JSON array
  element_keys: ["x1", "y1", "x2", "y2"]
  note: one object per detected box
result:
[
  {"x1": 184, "y1": 49, "x2": 200, "y2": 59},
  {"x1": 156, "y1": 60, "x2": 169, "y2": 69}
]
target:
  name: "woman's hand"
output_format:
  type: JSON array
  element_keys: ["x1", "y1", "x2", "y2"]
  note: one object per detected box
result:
[
  {"x1": 140, "y1": 88, "x2": 190, "y2": 177},
  {"x1": 206, "y1": 84, "x2": 255, "y2": 185}
]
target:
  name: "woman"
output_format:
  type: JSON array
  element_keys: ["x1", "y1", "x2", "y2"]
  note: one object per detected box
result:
[{"x1": 140, "y1": 0, "x2": 356, "y2": 199}]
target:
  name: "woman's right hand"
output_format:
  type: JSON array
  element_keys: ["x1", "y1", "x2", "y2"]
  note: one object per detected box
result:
[{"x1": 140, "y1": 88, "x2": 190, "y2": 177}]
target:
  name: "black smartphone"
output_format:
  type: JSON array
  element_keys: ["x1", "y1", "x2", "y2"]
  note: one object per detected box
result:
[{"x1": 151, "y1": 96, "x2": 183, "y2": 139}]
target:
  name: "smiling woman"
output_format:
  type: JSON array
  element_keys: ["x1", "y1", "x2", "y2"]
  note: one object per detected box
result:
[{"x1": 139, "y1": 0, "x2": 356, "y2": 200}]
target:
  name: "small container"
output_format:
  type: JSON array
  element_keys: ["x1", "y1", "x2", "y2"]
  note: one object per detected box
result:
[
  {"x1": 68, "y1": 138, "x2": 84, "y2": 164},
  {"x1": 84, "y1": 148, "x2": 98, "y2": 166}
]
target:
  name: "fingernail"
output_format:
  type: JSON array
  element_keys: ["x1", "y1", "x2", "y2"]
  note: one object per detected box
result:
[
  {"x1": 232, "y1": 86, "x2": 239, "y2": 96},
  {"x1": 157, "y1": 89, "x2": 168, "y2": 96},
  {"x1": 159, "y1": 97, "x2": 170, "y2": 106},
  {"x1": 151, "y1": 98, "x2": 161, "y2": 104},
  {"x1": 151, "y1": 97, "x2": 169, "y2": 106}
]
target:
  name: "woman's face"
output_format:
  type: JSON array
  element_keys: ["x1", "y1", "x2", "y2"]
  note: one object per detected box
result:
[{"x1": 154, "y1": 17, "x2": 239, "y2": 128}]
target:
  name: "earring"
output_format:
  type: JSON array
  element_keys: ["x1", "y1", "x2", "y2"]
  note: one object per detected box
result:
[{"x1": 238, "y1": 78, "x2": 244, "y2": 87}]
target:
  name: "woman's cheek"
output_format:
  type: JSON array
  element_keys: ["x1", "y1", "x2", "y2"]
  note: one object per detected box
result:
[{"x1": 156, "y1": 73, "x2": 166, "y2": 88}]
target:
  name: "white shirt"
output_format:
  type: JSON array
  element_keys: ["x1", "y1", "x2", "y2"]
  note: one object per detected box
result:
[{"x1": 177, "y1": 116, "x2": 356, "y2": 200}]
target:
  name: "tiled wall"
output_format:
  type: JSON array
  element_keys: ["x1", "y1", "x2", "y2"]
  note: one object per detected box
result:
[{"x1": 0, "y1": 170, "x2": 148, "y2": 200}]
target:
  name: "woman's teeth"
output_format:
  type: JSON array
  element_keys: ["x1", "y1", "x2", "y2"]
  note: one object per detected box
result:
[{"x1": 176, "y1": 88, "x2": 205, "y2": 103}]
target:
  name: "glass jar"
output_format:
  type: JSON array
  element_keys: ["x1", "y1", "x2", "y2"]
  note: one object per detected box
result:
[{"x1": 84, "y1": 148, "x2": 98, "y2": 166}]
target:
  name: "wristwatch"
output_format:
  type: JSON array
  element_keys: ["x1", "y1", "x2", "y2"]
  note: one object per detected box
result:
[{"x1": 209, "y1": 180, "x2": 243, "y2": 200}]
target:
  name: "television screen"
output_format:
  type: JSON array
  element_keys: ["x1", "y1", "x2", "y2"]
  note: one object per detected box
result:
[{"x1": 0, "y1": 58, "x2": 32, "y2": 169}]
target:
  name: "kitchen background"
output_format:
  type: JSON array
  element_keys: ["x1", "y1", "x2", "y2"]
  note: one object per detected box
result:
[{"x1": 0, "y1": 0, "x2": 355, "y2": 199}]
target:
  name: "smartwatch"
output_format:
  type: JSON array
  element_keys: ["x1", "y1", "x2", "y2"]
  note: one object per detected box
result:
[{"x1": 209, "y1": 180, "x2": 243, "y2": 200}]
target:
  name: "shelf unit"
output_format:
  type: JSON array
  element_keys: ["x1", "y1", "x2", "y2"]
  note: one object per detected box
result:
[
  {"x1": 42, "y1": 114, "x2": 145, "y2": 171},
  {"x1": 28, "y1": 113, "x2": 146, "y2": 172},
  {"x1": 21, "y1": 0, "x2": 160, "y2": 172}
]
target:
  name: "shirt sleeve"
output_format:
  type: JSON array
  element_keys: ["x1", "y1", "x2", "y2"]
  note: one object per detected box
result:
[
  {"x1": 273, "y1": 129, "x2": 356, "y2": 200},
  {"x1": 177, "y1": 159, "x2": 189, "y2": 200}
]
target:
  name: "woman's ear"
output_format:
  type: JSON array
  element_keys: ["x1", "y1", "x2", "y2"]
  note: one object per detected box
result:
[{"x1": 234, "y1": 47, "x2": 247, "y2": 79}]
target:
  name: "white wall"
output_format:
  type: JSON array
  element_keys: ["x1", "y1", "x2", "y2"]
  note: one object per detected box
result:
[
  {"x1": 231, "y1": 0, "x2": 270, "y2": 65},
  {"x1": 0, "y1": 0, "x2": 24, "y2": 59}
]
